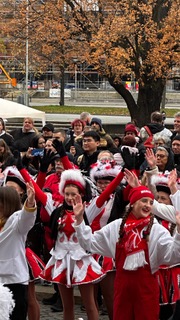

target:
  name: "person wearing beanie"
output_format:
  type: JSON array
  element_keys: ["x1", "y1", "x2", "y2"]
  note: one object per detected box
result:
[
  {"x1": 42, "y1": 123, "x2": 55, "y2": 141},
  {"x1": 124, "y1": 123, "x2": 139, "y2": 137},
  {"x1": 40, "y1": 168, "x2": 105, "y2": 320},
  {"x1": 90, "y1": 117, "x2": 103, "y2": 131},
  {"x1": 74, "y1": 181, "x2": 180, "y2": 320},
  {"x1": 90, "y1": 117, "x2": 118, "y2": 153},
  {"x1": 124, "y1": 123, "x2": 146, "y2": 169}
]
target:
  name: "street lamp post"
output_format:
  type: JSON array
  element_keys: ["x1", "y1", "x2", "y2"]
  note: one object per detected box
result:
[
  {"x1": 74, "y1": 63, "x2": 77, "y2": 100},
  {"x1": 73, "y1": 58, "x2": 78, "y2": 100},
  {"x1": 24, "y1": 0, "x2": 29, "y2": 106}
]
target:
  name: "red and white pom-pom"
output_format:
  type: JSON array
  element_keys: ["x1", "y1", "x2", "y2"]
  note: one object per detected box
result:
[{"x1": 0, "y1": 283, "x2": 15, "y2": 319}]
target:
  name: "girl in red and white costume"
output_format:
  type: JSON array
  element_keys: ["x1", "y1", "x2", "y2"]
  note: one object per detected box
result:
[
  {"x1": 74, "y1": 185, "x2": 180, "y2": 320},
  {"x1": 40, "y1": 169, "x2": 105, "y2": 320},
  {"x1": 87, "y1": 160, "x2": 126, "y2": 319}
]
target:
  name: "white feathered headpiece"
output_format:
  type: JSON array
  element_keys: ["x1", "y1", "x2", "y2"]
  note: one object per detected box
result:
[
  {"x1": 0, "y1": 284, "x2": 15, "y2": 319},
  {"x1": 151, "y1": 171, "x2": 180, "y2": 193},
  {"x1": 90, "y1": 160, "x2": 122, "y2": 183},
  {"x1": 59, "y1": 169, "x2": 86, "y2": 195},
  {"x1": 2, "y1": 166, "x2": 26, "y2": 191},
  {"x1": 151, "y1": 172, "x2": 169, "y2": 187}
]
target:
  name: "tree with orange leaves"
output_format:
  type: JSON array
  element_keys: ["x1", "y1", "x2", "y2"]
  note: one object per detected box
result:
[
  {"x1": 62, "y1": 0, "x2": 179, "y2": 126},
  {"x1": 1, "y1": 0, "x2": 179, "y2": 126}
]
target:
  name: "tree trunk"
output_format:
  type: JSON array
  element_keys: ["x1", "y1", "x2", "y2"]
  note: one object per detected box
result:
[
  {"x1": 108, "y1": 76, "x2": 166, "y2": 127},
  {"x1": 136, "y1": 79, "x2": 166, "y2": 126}
]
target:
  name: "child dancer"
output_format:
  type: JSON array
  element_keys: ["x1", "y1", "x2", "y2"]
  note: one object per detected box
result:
[
  {"x1": 74, "y1": 185, "x2": 180, "y2": 320},
  {"x1": 40, "y1": 169, "x2": 105, "y2": 320}
]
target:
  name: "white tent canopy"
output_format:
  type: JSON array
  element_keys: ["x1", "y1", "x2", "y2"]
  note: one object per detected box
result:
[{"x1": 0, "y1": 98, "x2": 46, "y2": 125}]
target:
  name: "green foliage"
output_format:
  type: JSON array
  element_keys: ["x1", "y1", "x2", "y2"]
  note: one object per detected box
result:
[{"x1": 31, "y1": 105, "x2": 178, "y2": 118}]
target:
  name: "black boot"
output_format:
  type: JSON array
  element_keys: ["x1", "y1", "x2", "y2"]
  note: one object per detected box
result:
[
  {"x1": 42, "y1": 292, "x2": 58, "y2": 305},
  {"x1": 171, "y1": 300, "x2": 180, "y2": 320},
  {"x1": 51, "y1": 297, "x2": 63, "y2": 312}
]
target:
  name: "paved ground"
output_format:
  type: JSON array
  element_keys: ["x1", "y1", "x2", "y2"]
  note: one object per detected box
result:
[
  {"x1": 36, "y1": 283, "x2": 109, "y2": 320},
  {"x1": 29, "y1": 97, "x2": 180, "y2": 109}
]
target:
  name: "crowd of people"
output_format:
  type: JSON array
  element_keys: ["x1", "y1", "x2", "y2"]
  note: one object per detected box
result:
[{"x1": 1, "y1": 110, "x2": 180, "y2": 320}]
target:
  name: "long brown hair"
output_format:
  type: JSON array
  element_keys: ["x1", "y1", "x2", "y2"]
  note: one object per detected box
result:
[
  {"x1": 0, "y1": 186, "x2": 21, "y2": 223},
  {"x1": 0, "y1": 138, "x2": 12, "y2": 156}
]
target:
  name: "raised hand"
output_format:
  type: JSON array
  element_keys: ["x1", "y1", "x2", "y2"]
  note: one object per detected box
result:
[
  {"x1": 26, "y1": 181, "x2": 36, "y2": 208},
  {"x1": 135, "y1": 151, "x2": 145, "y2": 169},
  {"x1": 13, "y1": 150, "x2": 24, "y2": 170},
  {"x1": 39, "y1": 149, "x2": 56, "y2": 172},
  {"x1": 168, "y1": 169, "x2": 178, "y2": 195},
  {"x1": 72, "y1": 194, "x2": 85, "y2": 225},
  {"x1": 145, "y1": 148, "x2": 156, "y2": 169},
  {"x1": 52, "y1": 139, "x2": 66, "y2": 158},
  {"x1": 124, "y1": 168, "x2": 140, "y2": 188},
  {"x1": 121, "y1": 147, "x2": 135, "y2": 170}
]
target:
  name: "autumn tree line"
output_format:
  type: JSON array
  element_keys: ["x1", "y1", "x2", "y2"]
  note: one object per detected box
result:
[{"x1": 0, "y1": 0, "x2": 180, "y2": 126}]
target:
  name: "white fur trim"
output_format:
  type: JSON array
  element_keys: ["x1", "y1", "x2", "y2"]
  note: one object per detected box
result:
[
  {"x1": 121, "y1": 146, "x2": 139, "y2": 154},
  {"x1": 151, "y1": 173, "x2": 169, "y2": 187},
  {"x1": 2, "y1": 166, "x2": 26, "y2": 187},
  {"x1": 113, "y1": 153, "x2": 124, "y2": 165},
  {"x1": 59, "y1": 169, "x2": 86, "y2": 195},
  {"x1": 90, "y1": 160, "x2": 122, "y2": 183},
  {"x1": 123, "y1": 251, "x2": 148, "y2": 270},
  {"x1": 0, "y1": 284, "x2": 15, "y2": 319}
]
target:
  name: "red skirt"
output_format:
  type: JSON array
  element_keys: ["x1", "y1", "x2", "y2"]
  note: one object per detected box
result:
[
  {"x1": 157, "y1": 265, "x2": 180, "y2": 304},
  {"x1": 93, "y1": 254, "x2": 115, "y2": 273},
  {"x1": 26, "y1": 247, "x2": 45, "y2": 281}
]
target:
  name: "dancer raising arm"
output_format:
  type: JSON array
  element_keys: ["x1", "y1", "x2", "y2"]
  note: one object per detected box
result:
[{"x1": 74, "y1": 185, "x2": 180, "y2": 320}]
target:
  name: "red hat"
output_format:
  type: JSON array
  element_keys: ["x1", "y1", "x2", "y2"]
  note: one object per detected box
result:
[
  {"x1": 128, "y1": 186, "x2": 154, "y2": 205},
  {"x1": 125, "y1": 124, "x2": 138, "y2": 136}
]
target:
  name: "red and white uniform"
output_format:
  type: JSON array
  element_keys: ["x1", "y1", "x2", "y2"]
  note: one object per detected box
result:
[
  {"x1": 86, "y1": 196, "x2": 116, "y2": 272},
  {"x1": 75, "y1": 218, "x2": 180, "y2": 320},
  {"x1": 40, "y1": 209, "x2": 105, "y2": 288}
]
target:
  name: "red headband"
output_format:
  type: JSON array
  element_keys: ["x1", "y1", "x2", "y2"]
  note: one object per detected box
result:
[{"x1": 64, "y1": 180, "x2": 85, "y2": 195}]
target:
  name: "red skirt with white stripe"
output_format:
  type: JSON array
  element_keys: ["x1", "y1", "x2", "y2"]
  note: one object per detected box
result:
[
  {"x1": 40, "y1": 254, "x2": 105, "y2": 288},
  {"x1": 157, "y1": 265, "x2": 180, "y2": 304},
  {"x1": 93, "y1": 254, "x2": 116, "y2": 273},
  {"x1": 26, "y1": 247, "x2": 45, "y2": 281}
]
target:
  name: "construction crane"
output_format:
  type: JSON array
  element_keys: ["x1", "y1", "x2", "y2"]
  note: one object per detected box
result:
[{"x1": 0, "y1": 63, "x2": 17, "y2": 87}]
